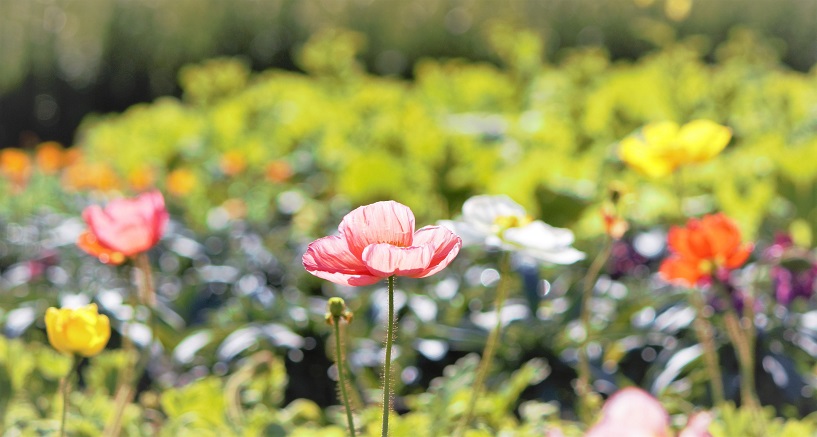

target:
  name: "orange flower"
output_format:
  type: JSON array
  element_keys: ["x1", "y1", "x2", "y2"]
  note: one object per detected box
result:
[
  {"x1": 265, "y1": 160, "x2": 293, "y2": 183},
  {"x1": 602, "y1": 207, "x2": 628, "y2": 240},
  {"x1": 0, "y1": 148, "x2": 31, "y2": 185},
  {"x1": 76, "y1": 231, "x2": 126, "y2": 265},
  {"x1": 128, "y1": 166, "x2": 155, "y2": 191},
  {"x1": 63, "y1": 148, "x2": 82, "y2": 166},
  {"x1": 62, "y1": 161, "x2": 120, "y2": 192},
  {"x1": 166, "y1": 168, "x2": 197, "y2": 196},
  {"x1": 35, "y1": 141, "x2": 67, "y2": 174},
  {"x1": 220, "y1": 151, "x2": 246, "y2": 176},
  {"x1": 222, "y1": 198, "x2": 247, "y2": 220},
  {"x1": 659, "y1": 213, "x2": 752, "y2": 286}
]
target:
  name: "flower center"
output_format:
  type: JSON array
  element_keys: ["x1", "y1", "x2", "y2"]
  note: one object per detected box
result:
[
  {"x1": 698, "y1": 259, "x2": 714, "y2": 275},
  {"x1": 494, "y1": 214, "x2": 532, "y2": 232}
]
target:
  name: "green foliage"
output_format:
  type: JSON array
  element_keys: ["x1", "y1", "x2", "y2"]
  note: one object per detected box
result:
[
  {"x1": 711, "y1": 402, "x2": 817, "y2": 437},
  {"x1": 18, "y1": 24, "x2": 807, "y2": 242}
]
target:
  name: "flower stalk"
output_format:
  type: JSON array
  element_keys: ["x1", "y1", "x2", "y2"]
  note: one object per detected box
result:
[
  {"x1": 59, "y1": 356, "x2": 81, "y2": 437},
  {"x1": 105, "y1": 255, "x2": 158, "y2": 437},
  {"x1": 327, "y1": 298, "x2": 356, "y2": 437},
  {"x1": 382, "y1": 275, "x2": 396, "y2": 437},
  {"x1": 456, "y1": 252, "x2": 512, "y2": 435},
  {"x1": 577, "y1": 239, "x2": 612, "y2": 421},
  {"x1": 689, "y1": 291, "x2": 725, "y2": 405},
  {"x1": 717, "y1": 279, "x2": 760, "y2": 411}
]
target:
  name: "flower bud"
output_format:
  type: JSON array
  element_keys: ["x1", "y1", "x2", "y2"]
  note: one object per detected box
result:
[{"x1": 328, "y1": 297, "x2": 347, "y2": 318}]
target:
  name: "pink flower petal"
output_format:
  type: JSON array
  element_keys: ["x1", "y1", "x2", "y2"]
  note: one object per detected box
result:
[
  {"x1": 82, "y1": 191, "x2": 168, "y2": 256},
  {"x1": 362, "y1": 243, "x2": 433, "y2": 277},
  {"x1": 83, "y1": 206, "x2": 153, "y2": 256},
  {"x1": 598, "y1": 388, "x2": 670, "y2": 437},
  {"x1": 339, "y1": 201, "x2": 416, "y2": 258},
  {"x1": 410, "y1": 226, "x2": 462, "y2": 278},
  {"x1": 679, "y1": 412, "x2": 713, "y2": 437},
  {"x1": 302, "y1": 235, "x2": 381, "y2": 286},
  {"x1": 144, "y1": 190, "x2": 169, "y2": 240},
  {"x1": 586, "y1": 421, "x2": 655, "y2": 437}
]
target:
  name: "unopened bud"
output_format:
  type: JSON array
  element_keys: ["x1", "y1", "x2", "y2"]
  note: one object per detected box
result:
[{"x1": 328, "y1": 297, "x2": 347, "y2": 318}]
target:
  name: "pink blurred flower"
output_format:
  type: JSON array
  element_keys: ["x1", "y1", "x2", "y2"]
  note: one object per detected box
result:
[
  {"x1": 586, "y1": 388, "x2": 670, "y2": 437},
  {"x1": 679, "y1": 412, "x2": 713, "y2": 437},
  {"x1": 303, "y1": 201, "x2": 462, "y2": 286},
  {"x1": 79, "y1": 191, "x2": 169, "y2": 259},
  {"x1": 586, "y1": 387, "x2": 712, "y2": 437}
]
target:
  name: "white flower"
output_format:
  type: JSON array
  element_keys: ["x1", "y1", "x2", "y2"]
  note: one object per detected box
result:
[{"x1": 440, "y1": 195, "x2": 585, "y2": 264}]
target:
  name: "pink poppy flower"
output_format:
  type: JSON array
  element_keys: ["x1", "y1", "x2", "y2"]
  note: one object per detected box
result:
[
  {"x1": 303, "y1": 201, "x2": 462, "y2": 286},
  {"x1": 80, "y1": 191, "x2": 169, "y2": 258},
  {"x1": 586, "y1": 387, "x2": 712, "y2": 437}
]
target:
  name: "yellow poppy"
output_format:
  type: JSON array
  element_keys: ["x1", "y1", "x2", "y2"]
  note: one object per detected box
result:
[
  {"x1": 45, "y1": 304, "x2": 111, "y2": 357},
  {"x1": 619, "y1": 120, "x2": 732, "y2": 178}
]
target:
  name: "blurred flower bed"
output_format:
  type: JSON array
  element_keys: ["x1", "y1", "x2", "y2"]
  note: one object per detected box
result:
[{"x1": 4, "y1": 25, "x2": 817, "y2": 436}]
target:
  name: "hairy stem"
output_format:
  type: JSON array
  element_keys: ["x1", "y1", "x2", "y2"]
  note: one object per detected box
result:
[
  {"x1": 690, "y1": 291, "x2": 725, "y2": 406},
  {"x1": 381, "y1": 275, "x2": 396, "y2": 437},
  {"x1": 456, "y1": 252, "x2": 511, "y2": 435},
  {"x1": 334, "y1": 318, "x2": 357, "y2": 437}
]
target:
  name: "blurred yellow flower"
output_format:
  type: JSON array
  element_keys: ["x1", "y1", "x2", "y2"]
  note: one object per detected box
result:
[
  {"x1": 618, "y1": 120, "x2": 731, "y2": 178},
  {"x1": 665, "y1": 0, "x2": 693, "y2": 22},
  {"x1": 166, "y1": 168, "x2": 197, "y2": 196},
  {"x1": 45, "y1": 304, "x2": 111, "y2": 357}
]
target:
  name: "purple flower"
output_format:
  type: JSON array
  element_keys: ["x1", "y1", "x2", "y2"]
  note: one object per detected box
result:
[{"x1": 764, "y1": 233, "x2": 816, "y2": 306}]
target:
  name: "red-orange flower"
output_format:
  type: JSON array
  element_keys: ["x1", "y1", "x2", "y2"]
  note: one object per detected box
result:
[
  {"x1": 76, "y1": 231, "x2": 126, "y2": 265},
  {"x1": 659, "y1": 213, "x2": 752, "y2": 286}
]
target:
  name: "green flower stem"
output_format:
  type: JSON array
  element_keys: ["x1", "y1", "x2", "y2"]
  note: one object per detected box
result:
[
  {"x1": 134, "y1": 252, "x2": 157, "y2": 312},
  {"x1": 456, "y1": 252, "x2": 511, "y2": 435},
  {"x1": 576, "y1": 239, "x2": 612, "y2": 422},
  {"x1": 333, "y1": 317, "x2": 357, "y2": 437},
  {"x1": 690, "y1": 291, "x2": 725, "y2": 406},
  {"x1": 104, "y1": 253, "x2": 157, "y2": 437},
  {"x1": 382, "y1": 275, "x2": 396, "y2": 437},
  {"x1": 59, "y1": 356, "x2": 81, "y2": 437},
  {"x1": 723, "y1": 304, "x2": 760, "y2": 413}
]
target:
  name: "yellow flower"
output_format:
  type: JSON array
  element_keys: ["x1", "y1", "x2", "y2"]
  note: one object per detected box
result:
[
  {"x1": 45, "y1": 304, "x2": 111, "y2": 357},
  {"x1": 618, "y1": 120, "x2": 732, "y2": 178}
]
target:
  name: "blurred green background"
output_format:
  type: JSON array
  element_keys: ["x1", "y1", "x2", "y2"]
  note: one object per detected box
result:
[{"x1": 3, "y1": 0, "x2": 817, "y2": 148}]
